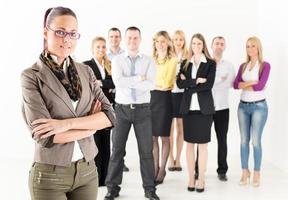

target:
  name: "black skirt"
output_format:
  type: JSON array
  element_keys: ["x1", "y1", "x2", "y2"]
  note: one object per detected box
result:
[
  {"x1": 172, "y1": 92, "x2": 183, "y2": 118},
  {"x1": 183, "y1": 111, "x2": 213, "y2": 143},
  {"x1": 151, "y1": 90, "x2": 173, "y2": 137}
]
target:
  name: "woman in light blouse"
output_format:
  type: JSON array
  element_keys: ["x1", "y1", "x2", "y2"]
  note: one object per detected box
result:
[
  {"x1": 233, "y1": 36, "x2": 270, "y2": 187},
  {"x1": 168, "y1": 30, "x2": 188, "y2": 172},
  {"x1": 151, "y1": 30, "x2": 177, "y2": 185}
]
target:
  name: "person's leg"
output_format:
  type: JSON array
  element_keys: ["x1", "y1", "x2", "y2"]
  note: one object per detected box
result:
[
  {"x1": 251, "y1": 101, "x2": 268, "y2": 186},
  {"x1": 133, "y1": 106, "x2": 157, "y2": 194},
  {"x1": 29, "y1": 163, "x2": 73, "y2": 200},
  {"x1": 214, "y1": 109, "x2": 229, "y2": 176},
  {"x1": 155, "y1": 136, "x2": 170, "y2": 183},
  {"x1": 186, "y1": 142, "x2": 196, "y2": 189},
  {"x1": 238, "y1": 103, "x2": 252, "y2": 184},
  {"x1": 168, "y1": 119, "x2": 175, "y2": 170},
  {"x1": 175, "y1": 118, "x2": 184, "y2": 169},
  {"x1": 94, "y1": 130, "x2": 104, "y2": 186},
  {"x1": 105, "y1": 105, "x2": 132, "y2": 195},
  {"x1": 67, "y1": 160, "x2": 98, "y2": 200},
  {"x1": 101, "y1": 129, "x2": 111, "y2": 186},
  {"x1": 153, "y1": 136, "x2": 159, "y2": 177},
  {"x1": 197, "y1": 143, "x2": 208, "y2": 190}
]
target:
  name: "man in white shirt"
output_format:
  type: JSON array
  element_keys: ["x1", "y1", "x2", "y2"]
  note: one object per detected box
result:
[
  {"x1": 104, "y1": 27, "x2": 159, "y2": 200},
  {"x1": 107, "y1": 27, "x2": 125, "y2": 61},
  {"x1": 107, "y1": 27, "x2": 129, "y2": 172},
  {"x1": 211, "y1": 36, "x2": 235, "y2": 181}
]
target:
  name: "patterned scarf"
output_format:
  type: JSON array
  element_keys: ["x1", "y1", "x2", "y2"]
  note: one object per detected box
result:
[{"x1": 40, "y1": 50, "x2": 82, "y2": 101}]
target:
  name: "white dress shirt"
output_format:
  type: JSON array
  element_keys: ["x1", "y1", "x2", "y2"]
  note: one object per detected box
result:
[
  {"x1": 189, "y1": 54, "x2": 207, "y2": 111},
  {"x1": 241, "y1": 61, "x2": 266, "y2": 102},
  {"x1": 94, "y1": 58, "x2": 106, "y2": 80},
  {"x1": 112, "y1": 51, "x2": 156, "y2": 104},
  {"x1": 212, "y1": 59, "x2": 235, "y2": 111}
]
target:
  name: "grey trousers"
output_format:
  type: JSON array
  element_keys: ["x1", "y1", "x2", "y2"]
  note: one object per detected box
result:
[
  {"x1": 29, "y1": 159, "x2": 98, "y2": 200},
  {"x1": 105, "y1": 103, "x2": 156, "y2": 193}
]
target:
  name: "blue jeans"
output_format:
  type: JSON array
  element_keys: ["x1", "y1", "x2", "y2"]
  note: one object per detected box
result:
[{"x1": 237, "y1": 100, "x2": 268, "y2": 171}]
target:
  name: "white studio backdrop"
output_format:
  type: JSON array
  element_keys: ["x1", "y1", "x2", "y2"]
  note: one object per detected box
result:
[{"x1": 0, "y1": 0, "x2": 287, "y2": 176}]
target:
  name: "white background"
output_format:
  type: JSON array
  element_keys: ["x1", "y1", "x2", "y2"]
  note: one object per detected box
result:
[{"x1": 0, "y1": 0, "x2": 287, "y2": 198}]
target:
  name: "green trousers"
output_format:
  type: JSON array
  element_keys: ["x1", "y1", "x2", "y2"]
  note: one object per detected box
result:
[{"x1": 29, "y1": 159, "x2": 98, "y2": 200}]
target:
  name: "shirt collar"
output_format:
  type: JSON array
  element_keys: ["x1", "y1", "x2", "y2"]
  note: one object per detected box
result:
[
  {"x1": 93, "y1": 58, "x2": 104, "y2": 68},
  {"x1": 107, "y1": 47, "x2": 124, "y2": 56},
  {"x1": 124, "y1": 51, "x2": 143, "y2": 59},
  {"x1": 50, "y1": 54, "x2": 69, "y2": 68},
  {"x1": 191, "y1": 53, "x2": 207, "y2": 64}
]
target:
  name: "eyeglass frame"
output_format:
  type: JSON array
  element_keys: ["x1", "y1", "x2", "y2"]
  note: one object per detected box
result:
[{"x1": 46, "y1": 26, "x2": 81, "y2": 40}]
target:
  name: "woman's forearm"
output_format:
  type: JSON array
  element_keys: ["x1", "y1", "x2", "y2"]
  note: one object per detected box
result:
[
  {"x1": 67, "y1": 112, "x2": 112, "y2": 131},
  {"x1": 53, "y1": 129, "x2": 96, "y2": 143}
]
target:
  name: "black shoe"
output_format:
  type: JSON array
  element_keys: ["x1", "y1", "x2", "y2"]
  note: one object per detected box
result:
[
  {"x1": 145, "y1": 191, "x2": 160, "y2": 200},
  {"x1": 104, "y1": 191, "x2": 119, "y2": 200},
  {"x1": 123, "y1": 164, "x2": 129, "y2": 172},
  {"x1": 196, "y1": 187, "x2": 205, "y2": 193},
  {"x1": 194, "y1": 172, "x2": 199, "y2": 180},
  {"x1": 187, "y1": 187, "x2": 195, "y2": 192},
  {"x1": 218, "y1": 174, "x2": 228, "y2": 181}
]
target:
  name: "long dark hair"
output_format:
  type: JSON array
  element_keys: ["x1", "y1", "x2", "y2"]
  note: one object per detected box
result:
[{"x1": 43, "y1": 7, "x2": 77, "y2": 49}]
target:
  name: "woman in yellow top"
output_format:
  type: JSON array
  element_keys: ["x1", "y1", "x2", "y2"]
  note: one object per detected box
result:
[{"x1": 151, "y1": 31, "x2": 177, "y2": 185}]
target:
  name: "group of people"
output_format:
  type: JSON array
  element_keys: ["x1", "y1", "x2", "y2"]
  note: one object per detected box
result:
[{"x1": 21, "y1": 6, "x2": 270, "y2": 200}]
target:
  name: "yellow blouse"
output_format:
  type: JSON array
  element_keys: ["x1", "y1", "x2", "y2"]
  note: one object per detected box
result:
[{"x1": 155, "y1": 57, "x2": 177, "y2": 90}]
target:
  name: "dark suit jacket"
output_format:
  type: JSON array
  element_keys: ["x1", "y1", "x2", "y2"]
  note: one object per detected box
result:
[
  {"x1": 83, "y1": 59, "x2": 115, "y2": 104},
  {"x1": 176, "y1": 58, "x2": 216, "y2": 115}
]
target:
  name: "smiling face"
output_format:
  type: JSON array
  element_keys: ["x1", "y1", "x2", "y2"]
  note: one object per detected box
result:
[
  {"x1": 44, "y1": 15, "x2": 78, "y2": 63},
  {"x1": 108, "y1": 30, "x2": 121, "y2": 48},
  {"x1": 125, "y1": 29, "x2": 141, "y2": 52},
  {"x1": 246, "y1": 39, "x2": 259, "y2": 59},
  {"x1": 173, "y1": 34, "x2": 185, "y2": 51},
  {"x1": 92, "y1": 40, "x2": 106, "y2": 60},
  {"x1": 155, "y1": 35, "x2": 169, "y2": 54},
  {"x1": 191, "y1": 37, "x2": 204, "y2": 55}
]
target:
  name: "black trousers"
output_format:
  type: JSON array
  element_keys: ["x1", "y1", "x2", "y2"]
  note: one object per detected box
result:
[
  {"x1": 94, "y1": 128, "x2": 111, "y2": 186},
  {"x1": 105, "y1": 103, "x2": 156, "y2": 193},
  {"x1": 195, "y1": 109, "x2": 229, "y2": 175}
]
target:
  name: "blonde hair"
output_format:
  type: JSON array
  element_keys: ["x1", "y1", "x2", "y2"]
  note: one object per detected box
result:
[
  {"x1": 152, "y1": 31, "x2": 174, "y2": 63},
  {"x1": 172, "y1": 30, "x2": 189, "y2": 61},
  {"x1": 184, "y1": 33, "x2": 211, "y2": 71},
  {"x1": 91, "y1": 37, "x2": 112, "y2": 75},
  {"x1": 242, "y1": 36, "x2": 264, "y2": 74}
]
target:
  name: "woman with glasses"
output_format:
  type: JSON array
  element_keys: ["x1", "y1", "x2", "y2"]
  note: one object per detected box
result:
[
  {"x1": 21, "y1": 7, "x2": 115, "y2": 200},
  {"x1": 234, "y1": 36, "x2": 270, "y2": 187}
]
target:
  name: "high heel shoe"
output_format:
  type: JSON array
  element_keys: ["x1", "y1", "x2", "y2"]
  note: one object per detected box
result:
[
  {"x1": 196, "y1": 181, "x2": 205, "y2": 193},
  {"x1": 252, "y1": 172, "x2": 260, "y2": 187},
  {"x1": 239, "y1": 170, "x2": 251, "y2": 185},
  {"x1": 187, "y1": 179, "x2": 196, "y2": 192},
  {"x1": 155, "y1": 170, "x2": 166, "y2": 185}
]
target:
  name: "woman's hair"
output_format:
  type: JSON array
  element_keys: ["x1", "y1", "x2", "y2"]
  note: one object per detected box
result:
[
  {"x1": 172, "y1": 30, "x2": 188, "y2": 60},
  {"x1": 152, "y1": 31, "x2": 174, "y2": 61},
  {"x1": 242, "y1": 36, "x2": 264, "y2": 74},
  {"x1": 43, "y1": 7, "x2": 77, "y2": 49},
  {"x1": 184, "y1": 33, "x2": 211, "y2": 71},
  {"x1": 91, "y1": 37, "x2": 112, "y2": 75}
]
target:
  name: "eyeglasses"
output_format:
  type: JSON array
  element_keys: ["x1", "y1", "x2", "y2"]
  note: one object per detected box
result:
[{"x1": 46, "y1": 26, "x2": 81, "y2": 40}]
